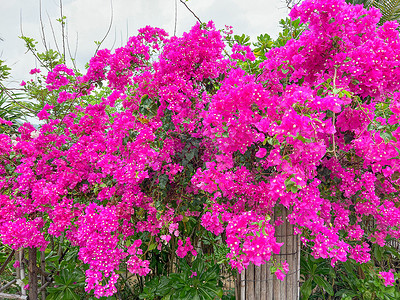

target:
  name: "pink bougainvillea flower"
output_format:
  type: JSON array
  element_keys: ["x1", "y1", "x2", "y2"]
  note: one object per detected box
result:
[
  {"x1": 29, "y1": 68, "x2": 41, "y2": 74},
  {"x1": 1, "y1": 1, "x2": 400, "y2": 298},
  {"x1": 282, "y1": 261, "x2": 289, "y2": 274},
  {"x1": 37, "y1": 104, "x2": 54, "y2": 120},
  {"x1": 275, "y1": 269, "x2": 285, "y2": 281},
  {"x1": 379, "y1": 271, "x2": 395, "y2": 287},
  {"x1": 256, "y1": 148, "x2": 267, "y2": 158},
  {"x1": 13, "y1": 261, "x2": 20, "y2": 268}
]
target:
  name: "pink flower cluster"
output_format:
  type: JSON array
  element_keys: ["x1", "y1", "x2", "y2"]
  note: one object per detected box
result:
[
  {"x1": 379, "y1": 270, "x2": 395, "y2": 287},
  {"x1": 1, "y1": 0, "x2": 400, "y2": 296},
  {"x1": 176, "y1": 237, "x2": 197, "y2": 258}
]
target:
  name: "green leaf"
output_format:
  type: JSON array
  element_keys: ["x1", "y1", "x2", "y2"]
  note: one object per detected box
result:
[
  {"x1": 270, "y1": 266, "x2": 277, "y2": 274},
  {"x1": 300, "y1": 278, "x2": 313, "y2": 300},
  {"x1": 159, "y1": 174, "x2": 169, "y2": 189},
  {"x1": 155, "y1": 276, "x2": 171, "y2": 297},
  {"x1": 314, "y1": 275, "x2": 334, "y2": 296},
  {"x1": 373, "y1": 244, "x2": 383, "y2": 261},
  {"x1": 380, "y1": 131, "x2": 393, "y2": 143},
  {"x1": 335, "y1": 289, "x2": 358, "y2": 298},
  {"x1": 185, "y1": 150, "x2": 195, "y2": 161},
  {"x1": 333, "y1": 88, "x2": 342, "y2": 95}
]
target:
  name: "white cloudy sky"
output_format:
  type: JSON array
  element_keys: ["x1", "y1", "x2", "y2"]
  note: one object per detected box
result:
[{"x1": 1, "y1": 0, "x2": 291, "y2": 87}]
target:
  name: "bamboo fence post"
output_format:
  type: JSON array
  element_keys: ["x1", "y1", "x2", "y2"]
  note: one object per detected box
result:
[
  {"x1": 19, "y1": 249, "x2": 26, "y2": 297},
  {"x1": 236, "y1": 206, "x2": 300, "y2": 300},
  {"x1": 28, "y1": 247, "x2": 38, "y2": 300}
]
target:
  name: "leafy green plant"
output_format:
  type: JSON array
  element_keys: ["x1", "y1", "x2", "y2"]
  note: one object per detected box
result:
[
  {"x1": 346, "y1": 0, "x2": 400, "y2": 26},
  {"x1": 300, "y1": 252, "x2": 335, "y2": 300},
  {"x1": 300, "y1": 243, "x2": 400, "y2": 300},
  {"x1": 46, "y1": 268, "x2": 85, "y2": 300},
  {"x1": 0, "y1": 90, "x2": 27, "y2": 134},
  {"x1": 140, "y1": 255, "x2": 223, "y2": 300}
]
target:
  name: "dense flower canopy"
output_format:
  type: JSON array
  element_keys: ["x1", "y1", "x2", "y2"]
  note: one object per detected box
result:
[{"x1": 1, "y1": 0, "x2": 400, "y2": 297}]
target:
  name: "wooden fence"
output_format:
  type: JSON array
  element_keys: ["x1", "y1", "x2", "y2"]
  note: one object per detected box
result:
[{"x1": 235, "y1": 207, "x2": 300, "y2": 300}]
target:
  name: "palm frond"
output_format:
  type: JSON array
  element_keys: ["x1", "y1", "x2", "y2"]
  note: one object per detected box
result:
[
  {"x1": 0, "y1": 90, "x2": 28, "y2": 134},
  {"x1": 374, "y1": 0, "x2": 400, "y2": 25},
  {"x1": 345, "y1": 0, "x2": 375, "y2": 8}
]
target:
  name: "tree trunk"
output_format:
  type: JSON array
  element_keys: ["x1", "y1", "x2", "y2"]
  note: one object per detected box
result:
[
  {"x1": 40, "y1": 251, "x2": 46, "y2": 300},
  {"x1": 236, "y1": 207, "x2": 300, "y2": 300},
  {"x1": 28, "y1": 247, "x2": 38, "y2": 300}
]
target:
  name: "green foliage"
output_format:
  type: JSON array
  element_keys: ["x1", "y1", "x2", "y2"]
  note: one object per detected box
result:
[
  {"x1": 0, "y1": 90, "x2": 27, "y2": 134},
  {"x1": 223, "y1": 17, "x2": 307, "y2": 77},
  {"x1": 375, "y1": 0, "x2": 400, "y2": 25},
  {"x1": 139, "y1": 94, "x2": 160, "y2": 119},
  {"x1": 253, "y1": 34, "x2": 274, "y2": 59},
  {"x1": 274, "y1": 18, "x2": 307, "y2": 48},
  {"x1": 300, "y1": 252, "x2": 337, "y2": 299},
  {"x1": 346, "y1": 0, "x2": 400, "y2": 26},
  {"x1": 0, "y1": 59, "x2": 11, "y2": 81},
  {"x1": 300, "y1": 244, "x2": 400, "y2": 300},
  {"x1": 46, "y1": 268, "x2": 85, "y2": 300},
  {"x1": 139, "y1": 255, "x2": 224, "y2": 300},
  {"x1": 37, "y1": 49, "x2": 65, "y2": 70}
]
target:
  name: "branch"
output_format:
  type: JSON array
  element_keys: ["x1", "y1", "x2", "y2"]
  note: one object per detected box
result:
[
  {"x1": 0, "y1": 293, "x2": 27, "y2": 300},
  {"x1": 65, "y1": 20, "x2": 77, "y2": 70},
  {"x1": 46, "y1": 11, "x2": 62, "y2": 58},
  {"x1": 0, "y1": 279, "x2": 17, "y2": 292},
  {"x1": 38, "y1": 281, "x2": 51, "y2": 293},
  {"x1": 174, "y1": 0, "x2": 178, "y2": 36},
  {"x1": 0, "y1": 250, "x2": 15, "y2": 276},
  {"x1": 59, "y1": 0, "x2": 66, "y2": 62},
  {"x1": 39, "y1": 0, "x2": 49, "y2": 53},
  {"x1": 179, "y1": 0, "x2": 202, "y2": 24},
  {"x1": 21, "y1": 258, "x2": 50, "y2": 278},
  {"x1": 20, "y1": 10, "x2": 50, "y2": 72},
  {"x1": 94, "y1": 0, "x2": 114, "y2": 56}
]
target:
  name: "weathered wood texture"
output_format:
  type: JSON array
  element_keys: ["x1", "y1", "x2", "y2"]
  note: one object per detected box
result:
[
  {"x1": 236, "y1": 207, "x2": 300, "y2": 300},
  {"x1": 28, "y1": 247, "x2": 38, "y2": 300},
  {"x1": 0, "y1": 292, "x2": 27, "y2": 299}
]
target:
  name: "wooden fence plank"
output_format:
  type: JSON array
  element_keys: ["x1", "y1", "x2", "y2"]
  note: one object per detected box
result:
[
  {"x1": 255, "y1": 265, "x2": 261, "y2": 299},
  {"x1": 240, "y1": 267, "x2": 246, "y2": 300},
  {"x1": 260, "y1": 264, "x2": 266, "y2": 300},
  {"x1": 273, "y1": 208, "x2": 281, "y2": 300},
  {"x1": 287, "y1": 212, "x2": 294, "y2": 300},
  {"x1": 266, "y1": 260, "x2": 273, "y2": 300},
  {"x1": 280, "y1": 208, "x2": 287, "y2": 298},
  {"x1": 237, "y1": 206, "x2": 300, "y2": 300},
  {"x1": 248, "y1": 263, "x2": 254, "y2": 299}
]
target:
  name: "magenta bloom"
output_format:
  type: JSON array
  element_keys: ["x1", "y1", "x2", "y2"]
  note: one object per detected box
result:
[
  {"x1": 255, "y1": 148, "x2": 267, "y2": 158},
  {"x1": 282, "y1": 261, "x2": 289, "y2": 274},
  {"x1": 20, "y1": 80, "x2": 26, "y2": 86},
  {"x1": 379, "y1": 271, "x2": 395, "y2": 287},
  {"x1": 29, "y1": 68, "x2": 41, "y2": 74},
  {"x1": 37, "y1": 104, "x2": 54, "y2": 120},
  {"x1": 13, "y1": 261, "x2": 20, "y2": 268},
  {"x1": 275, "y1": 269, "x2": 285, "y2": 281}
]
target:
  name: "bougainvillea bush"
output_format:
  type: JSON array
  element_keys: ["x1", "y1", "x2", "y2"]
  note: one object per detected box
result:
[{"x1": 1, "y1": 0, "x2": 400, "y2": 297}]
